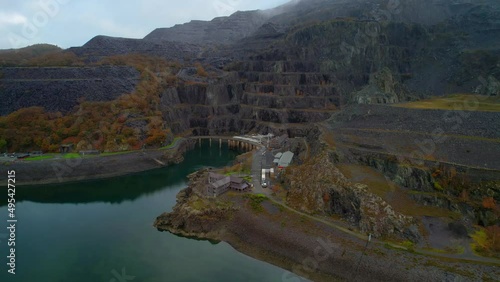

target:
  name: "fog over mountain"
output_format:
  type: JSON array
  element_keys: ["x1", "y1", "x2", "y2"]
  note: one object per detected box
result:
[{"x1": 0, "y1": 0, "x2": 290, "y2": 49}]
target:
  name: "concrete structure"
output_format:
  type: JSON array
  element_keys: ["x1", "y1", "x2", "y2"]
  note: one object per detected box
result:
[
  {"x1": 273, "y1": 152, "x2": 283, "y2": 165},
  {"x1": 79, "y1": 150, "x2": 100, "y2": 156},
  {"x1": 277, "y1": 151, "x2": 294, "y2": 169},
  {"x1": 191, "y1": 136, "x2": 262, "y2": 152},
  {"x1": 207, "y1": 172, "x2": 250, "y2": 197}
]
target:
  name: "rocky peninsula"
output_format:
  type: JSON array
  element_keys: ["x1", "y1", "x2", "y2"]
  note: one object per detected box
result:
[{"x1": 155, "y1": 168, "x2": 499, "y2": 281}]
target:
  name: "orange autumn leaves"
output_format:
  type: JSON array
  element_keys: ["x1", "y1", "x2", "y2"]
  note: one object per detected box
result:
[{"x1": 0, "y1": 54, "x2": 179, "y2": 153}]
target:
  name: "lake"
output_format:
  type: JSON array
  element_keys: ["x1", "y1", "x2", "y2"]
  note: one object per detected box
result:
[{"x1": 0, "y1": 142, "x2": 287, "y2": 282}]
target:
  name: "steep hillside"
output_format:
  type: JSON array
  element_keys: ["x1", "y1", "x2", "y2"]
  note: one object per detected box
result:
[
  {"x1": 144, "y1": 11, "x2": 272, "y2": 44},
  {"x1": 68, "y1": 35, "x2": 202, "y2": 62},
  {"x1": 0, "y1": 44, "x2": 62, "y2": 66},
  {"x1": 0, "y1": 0, "x2": 498, "y2": 264},
  {"x1": 1, "y1": 0, "x2": 500, "y2": 148},
  {"x1": 0, "y1": 66, "x2": 140, "y2": 115}
]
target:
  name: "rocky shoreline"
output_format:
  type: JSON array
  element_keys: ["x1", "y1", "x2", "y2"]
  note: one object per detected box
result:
[
  {"x1": 154, "y1": 169, "x2": 500, "y2": 282},
  {"x1": 0, "y1": 139, "x2": 195, "y2": 186}
]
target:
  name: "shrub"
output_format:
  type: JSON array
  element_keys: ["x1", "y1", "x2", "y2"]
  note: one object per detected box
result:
[
  {"x1": 433, "y1": 182, "x2": 443, "y2": 191},
  {"x1": 471, "y1": 226, "x2": 500, "y2": 257},
  {"x1": 195, "y1": 62, "x2": 208, "y2": 77},
  {"x1": 245, "y1": 194, "x2": 268, "y2": 212},
  {"x1": 402, "y1": 240, "x2": 415, "y2": 252},
  {"x1": 483, "y1": 197, "x2": 497, "y2": 210}
]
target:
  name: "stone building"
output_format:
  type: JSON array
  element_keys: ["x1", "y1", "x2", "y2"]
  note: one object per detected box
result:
[{"x1": 207, "y1": 172, "x2": 250, "y2": 197}]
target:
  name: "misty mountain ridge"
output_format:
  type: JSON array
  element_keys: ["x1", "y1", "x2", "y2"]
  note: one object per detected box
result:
[{"x1": 2, "y1": 0, "x2": 500, "y2": 117}]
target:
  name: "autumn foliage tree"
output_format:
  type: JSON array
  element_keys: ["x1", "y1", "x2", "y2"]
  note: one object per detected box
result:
[
  {"x1": 472, "y1": 225, "x2": 500, "y2": 258},
  {"x1": 195, "y1": 62, "x2": 208, "y2": 77},
  {"x1": 483, "y1": 197, "x2": 497, "y2": 210},
  {"x1": 0, "y1": 54, "x2": 179, "y2": 153}
]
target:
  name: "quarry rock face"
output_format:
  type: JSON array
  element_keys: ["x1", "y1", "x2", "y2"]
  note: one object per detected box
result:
[
  {"x1": 144, "y1": 11, "x2": 273, "y2": 45},
  {"x1": 68, "y1": 35, "x2": 202, "y2": 62},
  {"x1": 2, "y1": 0, "x2": 499, "y2": 137},
  {"x1": 1, "y1": 0, "x2": 498, "y2": 249},
  {"x1": 475, "y1": 76, "x2": 500, "y2": 96},
  {"x1": 352, "y1": 68, "x2": 411, "y2": 104},
  {"x1": 284, "y1": 153, "x2": 419, "y2": 240},
  {"x1": 0, "y1": 66, "x2": 140, "y2": 115}
]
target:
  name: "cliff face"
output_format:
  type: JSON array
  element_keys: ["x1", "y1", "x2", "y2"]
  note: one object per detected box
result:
[
  {"x1": 145, "y1": 11, "x2": 272, "y2": 45},
  {"x1": 68, "y1": 35, "x2": 202, "y2": 62},
  {"x1": 0, "y1": 66, "x2": 139, "y2": 115},
  {"x1": 283, "y1": 152, "x2": 420, "y2": 240},
  {"x1": 159, "y1": 71, "x2": 338, "y2": 136},
  {"x1": 2, "y1": 0, "x2": 500, "y2": 137},
  {"x1": 2, "y1": 0, "x2": 500, "y2": 123}
]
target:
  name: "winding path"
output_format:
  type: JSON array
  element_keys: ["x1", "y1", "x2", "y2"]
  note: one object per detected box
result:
[{"x1": 249, "y1": 147, "x2": 500, "y2": 265}]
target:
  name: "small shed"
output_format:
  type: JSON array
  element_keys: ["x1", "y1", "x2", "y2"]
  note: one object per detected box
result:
[
  {"x1": 60, "y1": 144, "x2": 74, "y2": 154},
  {"x1": 278, "y1": 151, "x2": 294, "y2": 168}
]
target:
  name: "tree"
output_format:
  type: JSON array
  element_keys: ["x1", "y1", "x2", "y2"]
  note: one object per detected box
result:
[
  {"x1": 195, "y1": 62, "x2": 208, "y2": 77},
  {"x1": 0, "y1": 138, "x2": 6, "y2": 151},
  {"x1": 483, "y1": 197, "x2": 497, "y2": 210}
]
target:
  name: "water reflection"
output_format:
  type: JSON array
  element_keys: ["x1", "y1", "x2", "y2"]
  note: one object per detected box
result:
[{"x1": 1, "y1": 141, "x2": 242, "y2": 206}]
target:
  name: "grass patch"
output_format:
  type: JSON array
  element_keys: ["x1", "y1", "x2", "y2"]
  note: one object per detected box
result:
[
  {"x1": 383, "y1": 243, "x2": 407, "y2": 251},
  {"x1": 190, "y1": 199, "x2": 207, "y2": 210},
  {"x1": 401, "y1": 241, "x2": 415, "y2": 252},
  {"x1": 337, "y1": 164, "x2": 461, "y2": 219},
  {"x1": 24, "y1": 155, "x2": 54, "y2": 161},
  {"x1": 62, "y1": 153, "x2": 81, "y2": 159},
  {"x1": 100, "y1": 151, "x2": 133, "y2": 157},
  {"x1": 394, "y1": 94, "x2": 500, "y2": 112},
  {"x1": 245, "y1": 194, "x2": 268, "y2": 212},
  {"x1": 336, "y1": 164, "x2": 444, "y2": 218},
  {"x1": 160, "y1": 137, "x2": 181, "y2": 150},
  {"x1": 337, "y1": 164, "x2": 394, "y2": 197}
]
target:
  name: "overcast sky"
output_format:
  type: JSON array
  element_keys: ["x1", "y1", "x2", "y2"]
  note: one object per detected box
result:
[{"x1": 0, "y1": 0, "x2": 290, "y2": 50}]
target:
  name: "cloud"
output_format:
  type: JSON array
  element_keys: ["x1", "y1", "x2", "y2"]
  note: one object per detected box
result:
[
  {"x1": 0, "y1": 12, "x2": 28, "y2": 26},
  {"x1": 96, "y1": 19, "x2": 145, "y2": 38},
  {"x1": 0, "y1": 0, "x2": 291, "y2": 49},
  {"x1": 76, "y1": 11, "x2": 147, "y2": 39}
]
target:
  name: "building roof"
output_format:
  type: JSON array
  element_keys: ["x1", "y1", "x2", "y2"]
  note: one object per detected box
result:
[
  {"x1": 209, "y1": 172, "x2": 226, "y2": 180},
  {"x1": 230, "y1": 176, "x2": 245, "y2": 184},
  {"x1": 275, "y1": 152, "x2": 283, "y2": 158},
  {"x1": 211, "y1": 177, "x2": 230, "y2": 188},
  {"x1": 278, "y1": 151, "x2": 294, "y2": 167},
  {"x1": 210, "y1": 172, "x2": 248, "y2": 190}
]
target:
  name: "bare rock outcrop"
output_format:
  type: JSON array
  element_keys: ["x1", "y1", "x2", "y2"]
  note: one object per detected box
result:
[
  {"x1": 154, "y1": 170, "x2": 237, "y2": 238},
  {"x1": 284, "y1": 152, "x2": 420, "y2": 240}
]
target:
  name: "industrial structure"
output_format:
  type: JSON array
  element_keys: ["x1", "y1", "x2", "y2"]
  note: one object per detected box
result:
[
  {"x1": 274, "y1": 151, "x2": 294, "y2": 169},
  {"x1": 207, "y1": 172, "x2": 250, "y2": 197}
]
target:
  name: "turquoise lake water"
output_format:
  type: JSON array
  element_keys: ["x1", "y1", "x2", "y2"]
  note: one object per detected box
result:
[{"x1": 0, "y1": 142, "x2": 287, "y2": 282}]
